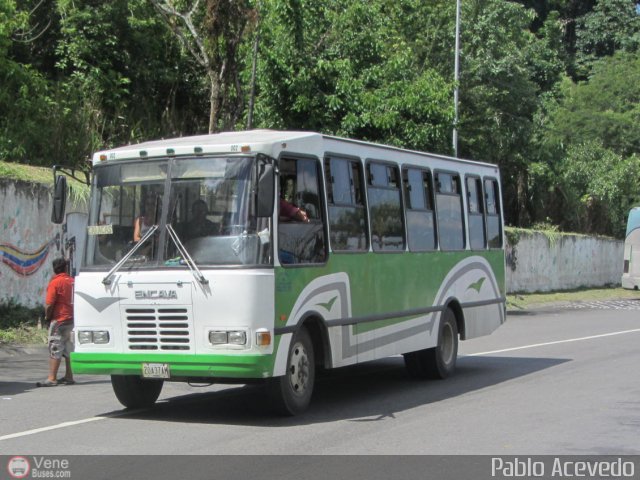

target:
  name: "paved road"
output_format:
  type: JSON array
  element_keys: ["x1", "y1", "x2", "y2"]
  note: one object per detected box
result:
[{"x1": 1, "y1": 300, "x2": 639, "y2": 455}]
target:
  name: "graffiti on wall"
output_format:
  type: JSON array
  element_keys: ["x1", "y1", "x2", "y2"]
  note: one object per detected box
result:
[
  {"x1": 0, "y1": 180, "x2": 68, "y2": 307},
  {"x1": 0, "y1": 234, "x2": 60, "y2": 276}
]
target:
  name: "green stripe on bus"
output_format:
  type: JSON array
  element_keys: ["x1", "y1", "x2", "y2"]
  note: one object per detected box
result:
[{"x1": 71, "y1": 352, "x2": 275, "y2": 378}]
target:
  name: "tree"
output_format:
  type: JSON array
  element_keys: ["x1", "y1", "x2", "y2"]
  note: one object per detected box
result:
[
  {"x1": 532, "y1": 51, "x2": 640, "y2": 236},
  {"x1": 575, "y1": 0, "x2": 640, "y2": 76},
  {"x1": 254, "y1": 0, "x2": 454, "y2": 152},
  {"x1": 559, "y1": 141, "x2": 640, "y2": 236},
  {"x1": 457, "y1": 0, "x2": 542, "y2": 225},
  {"x1": 510, "y1": 0, "x2": 597, "y2": 77},
  {"x1": 53, "y1": 0, "x2": 211, "y2": 158},
  {"x1": 0, "y1": 0, "x2": 56, "y2": 163},
  {"x1": 150, "y1": 0, "x2": 256, "y2": 133},
  {"x1": 545, "y1": 52, "x2": 640, "y2": 157}
]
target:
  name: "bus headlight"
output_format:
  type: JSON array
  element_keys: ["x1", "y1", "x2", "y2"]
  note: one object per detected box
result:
[
  {"x1": 78, "y1": 330, "x2": 110, "y2": 344},
  {"x1": 93, "y1": 331, "x2": 110, "y2": 344},
  {"x1": 209, "y1": 331, "x2": 228, "y2": 345},
  {"x1": 209, "y1": 330, "x2": 247, "y2": 346},
  {"x1": 78, "y1": 331, "x2": 93, "y2": 344},
  {"x1": 228, "y1": 331, "x2": 247, "y2": 345}
]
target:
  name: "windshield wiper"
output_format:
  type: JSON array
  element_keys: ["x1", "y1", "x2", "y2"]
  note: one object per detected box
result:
[
  {"x1": 165, "y1": 224, "x2": 209, "y2": 285},
  {"x1": 102, "y1": 225, "x2": 159, "y2": 285}
]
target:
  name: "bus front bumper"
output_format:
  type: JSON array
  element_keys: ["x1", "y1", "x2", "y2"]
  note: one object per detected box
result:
[{"x1": 71, "y1": 352, "x2": 274, "y2": 379}]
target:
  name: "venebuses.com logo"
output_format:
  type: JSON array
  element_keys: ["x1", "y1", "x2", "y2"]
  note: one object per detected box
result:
[
  {"x1": 7, "y1": 456, "x2": 30, "y2": 479},
  {"x1": 6, "y1": 456, "x2": 72, "y2": 478}
]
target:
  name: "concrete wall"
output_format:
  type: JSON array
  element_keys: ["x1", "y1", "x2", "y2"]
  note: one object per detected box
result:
[
  {"x1": 0, "y1": 179, "x2": 86, "y2": 308},
  {"x1": 506, "y1": 230, "x2": 623, "y2": 293}
]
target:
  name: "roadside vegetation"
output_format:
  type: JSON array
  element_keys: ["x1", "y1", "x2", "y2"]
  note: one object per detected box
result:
[
  {"x1": 0, "y1": 160, "x2": 90, "y2": 203},
  {"x1": 0, "y1": 301, "x2": 47, "y2": 346},
  {"x1": 0, "y1": 325, "x2": 48, "y2": 346},
  {"x1": 1, "y1": 0, "x2": 639, "y2": 238}
]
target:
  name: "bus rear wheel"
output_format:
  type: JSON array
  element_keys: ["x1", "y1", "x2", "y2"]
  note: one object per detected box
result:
[
  {"x1": 111, "y1": 375, "x2": 164, "y2": 409},
  {"x1": 267, "y1": 327, "x2": 315, "y2": 415},
  {"x1": 404, "y1": 307, "x2": 459, "y2": 379}
]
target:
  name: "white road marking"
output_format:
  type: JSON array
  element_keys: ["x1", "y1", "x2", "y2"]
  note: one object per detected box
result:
[
  {"x1": 0, "y1": 417, "x2": 106, "y2": 441},
  {"x1": 0, "y1": 410, "x2": 140, "y2": 442},
  {"x1": 466, "y1": 328, "x2": 640, "y2": 356}
]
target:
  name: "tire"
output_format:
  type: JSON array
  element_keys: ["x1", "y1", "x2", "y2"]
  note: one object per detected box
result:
[
  {"x1": 403, "y1": 307, "x2": 459, "y2": 379},
  {"x1": 111, "y1": 375, "x2": 164, "y2": 409},
  {"x1": 267, "y1": 327, "x2": 315, "y2": 415}
]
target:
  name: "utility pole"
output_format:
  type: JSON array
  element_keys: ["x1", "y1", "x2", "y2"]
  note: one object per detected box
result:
[
  {"x1": 247, "y1": 30, "x2": 260, "y2": 130},
  {"x1": 453, "y1": 0, "x2": 461, "y2": 157},
  {"x1": 247, "y1": 1, "x2": 262, "y2": 130}
]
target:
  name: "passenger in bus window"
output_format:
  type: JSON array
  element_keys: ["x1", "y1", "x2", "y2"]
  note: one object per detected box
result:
[
  {"x1": 185, "y1": 199, "x2": 218, "y2": 238},
  {"x1": 279, "y1": 198, "x2": 309, "y2": 223}
]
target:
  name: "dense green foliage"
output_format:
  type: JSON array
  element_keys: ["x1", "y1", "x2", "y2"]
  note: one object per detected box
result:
[{"x1": 0, "y1": 0, "x2": 639, "y2": 237}]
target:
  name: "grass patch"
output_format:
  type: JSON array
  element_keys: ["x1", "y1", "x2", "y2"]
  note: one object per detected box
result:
[
  {"x1": 0, "y1": 161, "x2": 55, "y2": 185},
  {"x1": 0, "y1": 325, "x2": 48, "y2": 346},
  {"x1": 0, "y1": 160, "x2": 90, "y2": 205},
  {"x1": 0, "y1": 301, "x2": 48, "y2": 346},
  {"x1": 507, "y1": 287, "x2": 640, "y2": 310}
]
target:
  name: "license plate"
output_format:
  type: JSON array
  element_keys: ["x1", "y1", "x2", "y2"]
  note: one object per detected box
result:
[{"x1": 142, "y1": 363, "x2": 170, "y2": 379}]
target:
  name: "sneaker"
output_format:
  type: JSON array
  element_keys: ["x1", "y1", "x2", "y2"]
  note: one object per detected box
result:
[
  {"x1": 57, "y1": 378, "x2": 75, "y2": 385},
  {"x1": 37, "y1": 379, "x2": 58, "y2": 387}
]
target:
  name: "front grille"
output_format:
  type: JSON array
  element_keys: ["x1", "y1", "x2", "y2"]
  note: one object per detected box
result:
[{"x1": 125, "y1": 307, "x2": 191, "y2": 351}]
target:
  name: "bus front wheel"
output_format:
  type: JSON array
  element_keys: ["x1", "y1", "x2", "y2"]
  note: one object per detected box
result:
[
  {"x1": 267, "y1": 327, "x2": 315, "y2": 415},
  {"x1": 404, "y1": 307, "x2": 459, "y2": 379},
  {"x1": 111, "y1": 375, "x2": 164, "y2": 409}
]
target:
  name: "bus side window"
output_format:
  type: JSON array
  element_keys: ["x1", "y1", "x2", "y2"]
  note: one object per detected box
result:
[
  {"x1": 367, "y1": 161, "x2": 405, "y2": 252},
  {"x1": 403, "y1": 167, "x2": 436, "y2": 251},
  {"x1": 484, "y1": 178, "x2": 502, "y2": 248},
  {"x1": 277, "y1": 157, "x2": 327, "y2": 265},
  {"x1": 325, "y1": 157, "x2": 369, "y2": 252},
  {"x1": 435, "y1": 172, "x2": 465, "y2": 250},
  {"x1": 466, "y1": 176, "x2": 486, "y2": 250}
]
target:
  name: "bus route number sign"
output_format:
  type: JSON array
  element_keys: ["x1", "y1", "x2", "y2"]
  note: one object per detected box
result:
[{"x1": 142, "y1": 363, "x2": 170, "y2": 379}]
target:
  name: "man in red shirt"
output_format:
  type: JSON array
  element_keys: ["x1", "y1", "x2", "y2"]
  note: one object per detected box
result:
[{"x1": 40, "y1": 257, "x2": 75, "y2": 386}]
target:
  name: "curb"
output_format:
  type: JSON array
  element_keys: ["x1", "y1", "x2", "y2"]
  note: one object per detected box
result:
[
  {"x1": 506, "y1": 302, "x2": 570, "y2": 315},
  {"x1": 0, "y1": 344, "x2": 48, "y2": 358},
  {"x1": 506, "y1": 296, "x2": 640, "y2": 316}
]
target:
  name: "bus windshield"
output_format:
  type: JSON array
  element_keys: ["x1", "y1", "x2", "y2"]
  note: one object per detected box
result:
[{"x1": 84, "y1": 156, "x2": 272, "y2": 269}]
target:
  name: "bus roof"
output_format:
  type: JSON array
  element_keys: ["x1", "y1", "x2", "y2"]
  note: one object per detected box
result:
[{"x1": 92, "y1": 129, "x2": 497, "y2": 169}]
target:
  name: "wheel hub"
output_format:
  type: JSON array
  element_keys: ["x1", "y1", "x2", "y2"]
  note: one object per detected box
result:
[{"x1": 288, "y1": 342, "x2": 310, "y2": 395}]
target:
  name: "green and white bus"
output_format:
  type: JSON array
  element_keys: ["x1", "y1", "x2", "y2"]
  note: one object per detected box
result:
[{"x1": 66, "y1": 130, "x2": 506, "y2": 415}]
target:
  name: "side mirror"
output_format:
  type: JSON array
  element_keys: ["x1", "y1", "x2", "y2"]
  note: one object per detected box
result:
[
  {"x1": 51, "y1": 175, "x2": 67, "y2": 224},
  {"x1": 256, "y1": 163, "x2": 274, "y2": 217}
]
